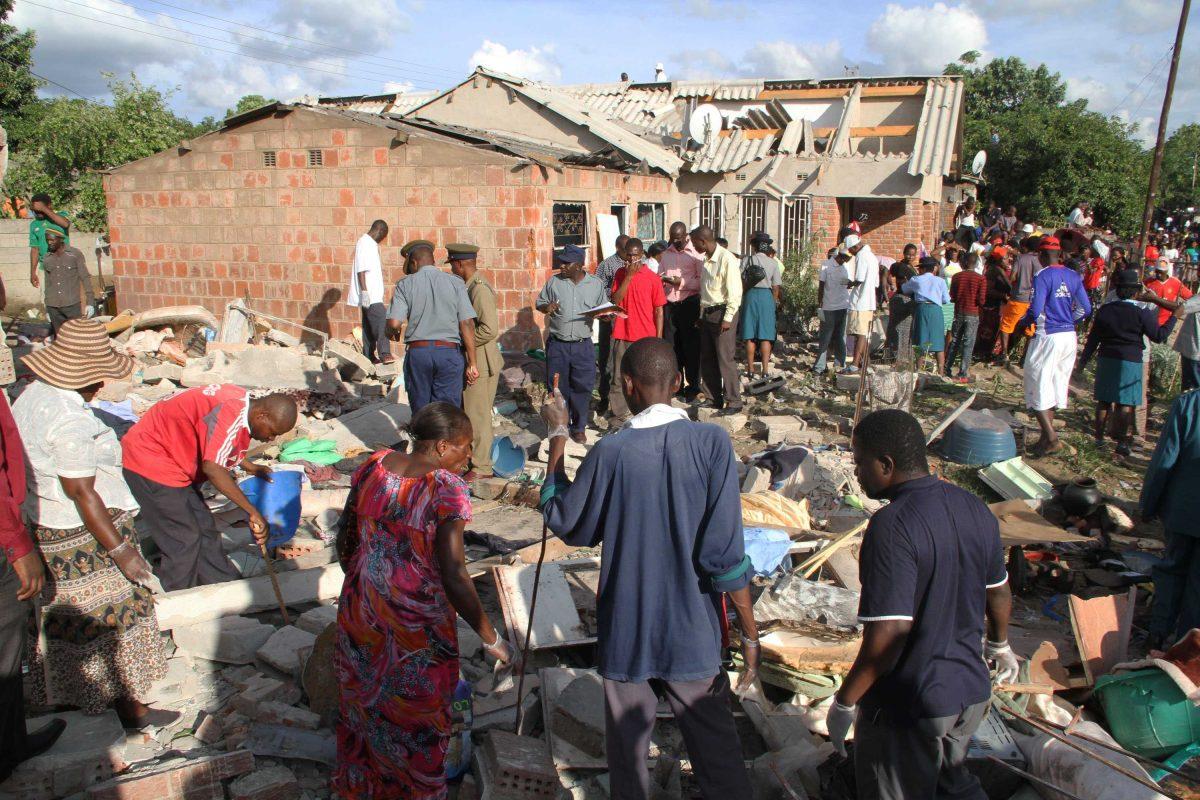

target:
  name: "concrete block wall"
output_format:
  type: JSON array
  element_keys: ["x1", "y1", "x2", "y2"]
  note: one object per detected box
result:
[
  {"x1": 0, "y1": 219, "x2": 105, "y2": 316},
  {"x1": 810, "y1": 197, "x2": 943, "y2": 266},
  {"x1": 104, "y1": 110, "x2": 674, "y2": 350}
]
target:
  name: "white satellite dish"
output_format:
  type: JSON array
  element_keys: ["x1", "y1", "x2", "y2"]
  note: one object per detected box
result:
[
  {"x1": 971, "y1": 150, "x2": 987, "y2": 176},
  {"x1": 687, "y1": 104, "x2": 723, "y2": 146}
]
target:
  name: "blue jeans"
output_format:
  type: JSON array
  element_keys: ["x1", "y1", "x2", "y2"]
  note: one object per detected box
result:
[
  {"x1": 1151, "y1": 531, "x2": 1200, "y2": 639},
  {"x1": 814, "y1": 309, "x2": 847, "y2": 372},
  {"x1": 946, "y1": 314, "x2": 980, "y2": 377},
  {"x1": 1182, "y1": 356, "x2": 1200, "y2": 392},
  {"x1": 404, "y1": 343, "x2": 464, "y2": 413},
  {"x1": 546, "y1": 337, "x2": 596, "y2": 433}
]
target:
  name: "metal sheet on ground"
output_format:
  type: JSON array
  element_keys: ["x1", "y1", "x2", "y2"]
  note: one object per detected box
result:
[{"x1": 493, "y1": 559, "x2": 598, "y2": 650}]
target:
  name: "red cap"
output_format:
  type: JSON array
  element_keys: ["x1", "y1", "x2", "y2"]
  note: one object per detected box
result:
[
  {"x1": 990, "y1": 245, "x2": 1009, "y2": 259},
  {"x1": 990, "y1": 234, "x2": 1004, "y2": 244},
  {"x1": 1038, "y1": 236, "x2": 1061, "y2": 252}
]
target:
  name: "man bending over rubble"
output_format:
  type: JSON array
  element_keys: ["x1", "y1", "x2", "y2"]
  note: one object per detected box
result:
[
  {"x1": 539, "y1": 336, "x2": 757, "y2": 799},
  {"x1": 826, "y1": 409, "x2": 1016, "y2": 800},
  {"x1": 122, "y1": 386, "x2": 299, "y2": 591}
]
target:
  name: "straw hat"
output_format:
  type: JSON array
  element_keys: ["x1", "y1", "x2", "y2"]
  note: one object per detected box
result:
[{"x1": 22, "y1": 319, "x2": 134, "y2": 389}]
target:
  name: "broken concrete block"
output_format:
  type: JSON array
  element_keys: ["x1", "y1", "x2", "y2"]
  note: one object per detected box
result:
[
  {"x1": 256, "y1": 626, "x2": 317, "y2": 677},
  {"x1": 325, "y1": 340, "x2": 373, "y2": 381},
  {"x1": 472, "y1": 476, "x2": 510, "y2": 501},
  {"x1": 481, "y1": 730, "x2": 559, "y2": 799},
  {"x1": 254, "y1": 701, "x2": 320, "y2": 730},
  {"x1": 1101, "y1": 503, "x2": 1135, "y2": 535},
  {"x1": 695, "y1": 407, "x2": 719, "y2": 422},
  {"x1": 230, "y1": 675, "x2": 300, "y2": 716},
  {"x1": 710, "y1": 413, "x2": 747, "y2": 435},
  {"x1": 835, "y1": 372, "x2": 861, "y2": 392},
  {"x1": 0, "y1": 711, "x2": 126, "y2": 800},
  {"x1": 228, "y1": 764, "x2": 298, "y2": 800},
  {"x1": 758, "y1": 415, "x2": 808, "y2": 443},
  {"x1": 194, "y1": 712, "x2": 223, "y2": 745},
  {"x1": 85, "y1": 750, "x2": 255, "y2": 800},
  {"x1": 172, "y1": 616, "x2": 277, "y2": 665},
  {"x1": 155, "y1": 562, "x2": 346, "y2": 629},
  {"x1": 295, "y1": 605, "x2": 338, "y2": 636},
  {"x1": 741, "y1": 465, "x2": 772, "y2": 493},
  {"x1": 552, "y1": 673, "x2": 606, "y2": 758},
  {"x1": 244, "y1": 723, "x2": 336, "y2": 766},
  {"x1": 456, "y1": 619, "x2": 483, "y2": 660},
  {"x1": 536, "y1": 436, "x2": 588, "y2": 461},
  {"x1": 140, "y1": 363, "x2": 183, "y2": 383}
]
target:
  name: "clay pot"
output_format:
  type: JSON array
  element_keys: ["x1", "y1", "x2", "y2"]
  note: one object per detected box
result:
[{"x1": 1061, "y1": 478, "x2": 1102, "y2": 518}]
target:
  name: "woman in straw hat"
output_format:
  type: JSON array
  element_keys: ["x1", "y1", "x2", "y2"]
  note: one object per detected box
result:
[{"x1": 11, "y1": 319, "x2": 175, "y2": 728}]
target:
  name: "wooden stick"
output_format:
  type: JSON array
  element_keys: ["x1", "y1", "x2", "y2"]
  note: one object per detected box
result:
[
  {"x1": 852, "y1": 339, "x2": 872, "y2": 428},
  {"x1": 999, "y1": 707, "x2": 1184, "y2": 799},
  {"x1": 258, "y1": 541, "x2": 291, "y2": 626},
  {"x1": 798, "y1": 520, "x2": 869, "y2": 579},
  {"x1": 984, "y1": 756, "x2": 1088, "y2": 800}
]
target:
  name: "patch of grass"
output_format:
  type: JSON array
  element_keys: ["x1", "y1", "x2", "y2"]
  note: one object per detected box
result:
[{"x1": 937, "y1": 461, "x2": 999, "y2": 500}]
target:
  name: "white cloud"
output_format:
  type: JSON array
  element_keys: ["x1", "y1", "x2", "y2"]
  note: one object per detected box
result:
[
  {"x1": 1065, "y1": 75, "x2": 1116, "y2": 110},
  {"x1": 266, "y1": 0, "x2": 408, "y2": 55},
  {"x1": 469, "y1": 41, "x2": 561, "y2": 82},
  {"x1": 742, "y1": 41, "x2": 847, "y2": 79},
  {"x1": 12, "y1": 0, "x2": 188, "y2": 98},
  {"x1": 867, "y1": 3, "x2": 989, "y2": 74},
  {"x1": 679, "y1": 0, "x2": 751, "y2": 21},
  {"x1": 964, "y1": 0, "x2": 1079, "y2": 19},
  {"x1": 1116, "y1": 0, "x2": 1180, "y2": 34},
  {"x1": 383, "y1": 81, "x2": 416, "y2": 94}
]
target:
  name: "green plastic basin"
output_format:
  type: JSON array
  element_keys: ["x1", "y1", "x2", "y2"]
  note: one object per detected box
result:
[{"x1": 1094, "y1": 667, "x2": 1200, "y2": 759}]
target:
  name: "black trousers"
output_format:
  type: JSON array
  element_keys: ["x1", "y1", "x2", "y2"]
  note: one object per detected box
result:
[
  {"x1": 664, "y1": 296, "x2": 701, "y2": 392},
  {"x1": 596, "y1": 318, "x2": 614, "y2": 413},
  {"x1": 0, "y1": 554, "x2": 29, "y2": 778},
  {"x1": 360, "y1": 303, "x2": 392, "y2": 363},
  {"x1": 47, "y1": 303, "x2": 82, "y2": 335},
  {"x1": 123, "y1": 469, "x2": 238, "y2": 592},
  {"x1": 699, "y1": 306, "x2": 741, "y2": 409}
]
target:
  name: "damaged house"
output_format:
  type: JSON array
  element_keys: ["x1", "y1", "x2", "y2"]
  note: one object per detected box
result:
[{"x1": 103, "y1": 67, "x2": 967, "y2": 342}]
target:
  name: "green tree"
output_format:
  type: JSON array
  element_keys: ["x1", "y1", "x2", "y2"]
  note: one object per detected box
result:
[
  {"x1": 0, "y1": 0, "x2": 42, "y2": 148},
  {"x1": 1161, "y1": 123, "x2": 1200, "y2": 209},
  {"x1": 225, "y1": 94, "x2": 277, "y2": 119},
  {"x1": 946, "y1": 55, "x2": 1149, "y2": 235}
]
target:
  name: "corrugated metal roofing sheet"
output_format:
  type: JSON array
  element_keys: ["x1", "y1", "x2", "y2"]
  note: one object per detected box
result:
[
  {"x1": 689, "y1": 130, "x2": 776, "y2": 173},
  {"x1": 317, "y1": 91, "x2": 439, "y2": 115},
  {"x1": 777, "y1": 120, "x2": 804, "y2": 155},
  {"x1": 672, "y1": 80, "x2": 763, "y2": 99},
  {"x1": 907, "y1": 77, "x2": 963, "y2": 177}
]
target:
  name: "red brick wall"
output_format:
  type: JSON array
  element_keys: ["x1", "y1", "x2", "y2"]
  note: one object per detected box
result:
[
  {"x1": 104, "y1": 109, "x2": 673, "y2": 351},
  {"x1": 808, "y1": 196, "x2": 943, "y2": 266}
]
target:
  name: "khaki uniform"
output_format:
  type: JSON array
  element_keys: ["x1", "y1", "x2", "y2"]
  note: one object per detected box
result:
[{"x1": 463, "y1": 274, "x2": 501, "y2": 472}]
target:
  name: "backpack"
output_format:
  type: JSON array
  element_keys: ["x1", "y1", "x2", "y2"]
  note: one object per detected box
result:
[{"x1": 741, "y1": 256, "x2": 767, "y2": 291}]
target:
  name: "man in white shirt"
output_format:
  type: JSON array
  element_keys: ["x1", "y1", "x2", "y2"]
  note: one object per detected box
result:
[
  {"x1": 814, "y1": 247, "x2": 852, "y2": 373},
  {"x1": 348, "y1": 220, "x2": 393, "y2": 365},
  {"x1": 844, "y1": 234, "x2": 879, "y2": 374}
]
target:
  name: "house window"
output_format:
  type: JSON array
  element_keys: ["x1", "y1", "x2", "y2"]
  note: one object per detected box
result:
[
  {"x1": 636, "y1": 203, "x2": 665, "y2": 241},
  {"x1": 262, "y1": 151, "x2": 277, "y2": 168},
  {"x1": 307, "y1": 149, "x2": 324, "y2": 167},
  {"x1": 609, "y1": 204, "x2": 628, "y2": 234},
  {"x1": 552, "y1": 202, "x2": 588, "y2": 247},
  {"x1": 781, "y1": 195, "x2": 811, "y2": 258},
  {"x1": 741, "y1": 195, "x2": 768, "y2": 254},
  {"x1": 699, "y1": 195, "x2": 723, "y2": 238}
]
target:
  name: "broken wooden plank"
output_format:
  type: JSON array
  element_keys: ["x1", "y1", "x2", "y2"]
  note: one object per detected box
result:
[
  {"x1": 493, "y1": 561, "x2": 595, "y2": 650},
  {"x1": 514, "y1": 536, "x2": 580, "y2": 565},
  {"x1": 1068, "y1": 587, "x2": 1136, "y2": 685},
  {"x1": 155, "y1": 563, "x2": 344, "y2": 629},
  {"x1": 822, "y1": 541, "x2": 861, "y2": 592},
  {"x1": 925, "y1": 391, "x2": 977, "y2": 445}
]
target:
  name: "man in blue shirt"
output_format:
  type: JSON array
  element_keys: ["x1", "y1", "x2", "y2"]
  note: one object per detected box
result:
[
  {"x1": 1018, "y1": 236, "x2": 1092, "y2": 456},
  {"x1": 902, "y1": 257, "x2": 952, "y2": 374},
  {"x1": 386, "y1": 240, "x2": 478, "y2": 413},
  {"x1": 1143, "y1": 390, "x2": 1200, "y2": 650},
  {"x1": 826, "y1": 409, "x2": 1016, "y2": 800},
  {"x1": 539, "y1": 337, "x2": 756, "y2": 799}
]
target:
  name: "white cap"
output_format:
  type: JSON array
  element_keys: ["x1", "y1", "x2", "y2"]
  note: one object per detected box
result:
[
  {"x1": 837, "y1": 244, "x2": 852, "y2": 257},
  {"x1": 1157, "y1": 258, "x2": 1173, "y2": 277},
  {"x1": 843, "y1": 234, "x2": 862, "y2": 249},
  {"x1": 1021, "y1": 223, "x2": 1035, "y2": 234}
]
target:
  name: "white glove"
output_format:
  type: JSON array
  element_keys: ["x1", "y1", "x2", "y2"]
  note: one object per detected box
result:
[
  {"x1": 985, "y1": 639, "x2": 1020, "y2": 684},
  {"x1": 825, "y1": 699, "x2": 856, "y2": 756},
  {"x1": 83, "y1": 305, "x2": 96, "y2": 319}
]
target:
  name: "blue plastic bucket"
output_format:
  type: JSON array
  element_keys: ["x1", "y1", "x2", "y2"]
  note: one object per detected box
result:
[
  {"x1": 238, "y1": 471, "x2": 303, "y2": 548},
  {"x1": 490, "y1": 436, "x2": 527, "y2": 479}
]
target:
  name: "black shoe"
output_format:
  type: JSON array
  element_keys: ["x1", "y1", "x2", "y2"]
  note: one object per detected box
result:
[{"x1": 718, "y1": 405, "x2": 744, "y2": 416}]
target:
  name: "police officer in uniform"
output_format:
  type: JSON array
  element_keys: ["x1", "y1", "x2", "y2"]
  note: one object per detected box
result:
[
  {"x1": 447, "y1": 243, "x2": 501, "y2": 478},
  {"x1": 386, "y1": 240, "x2": 478, "y2": 412}
]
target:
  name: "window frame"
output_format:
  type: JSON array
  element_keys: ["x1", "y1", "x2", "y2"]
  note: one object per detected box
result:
[
  {"x1": 698, "y1": 194, "x2": 724, "y2": 239},
  {"x1": 552, "y1": 201, "x2": 590, "y2": 248},
  {"x1": 636, "y1": 202, "x2": 666, "y2": 242},
  {"x1": 780, "y1": 195, "x2": 812, "y2": 259},
  {"x1": 740, "y1": 194, "x2": 769, "y2": 255}
]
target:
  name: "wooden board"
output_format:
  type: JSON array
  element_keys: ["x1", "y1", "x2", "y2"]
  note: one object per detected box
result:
[
  {"x1": 759, "y1": 629, "x2": 860, "y2": 674},
  {"x1": 492, "y1": 559, "x2": 598, "y2": 650},
  {"x1": 1068, "y1": 588, "x2": 1137, "y2": 684},
  {"x1": 990, "y1": 500, "x2": 1090, "y2": 546}
]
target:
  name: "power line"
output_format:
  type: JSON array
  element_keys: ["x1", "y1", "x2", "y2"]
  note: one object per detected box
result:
[
  {"x1": 1105, "y1": 44, "x2": 1173, "y2": 117},
  {"x1": 1128, "y1": 54, "x2": 1172, "y2": 126},
  {"x1": 19, "y1": 0, "x2": 444, "y2": 90},
  {"x1": 0, "y1": 53, "x2": 93, "y2": 101},
  {"x1": 139, "y1": 0, "x2": 460, "y2": 79}
]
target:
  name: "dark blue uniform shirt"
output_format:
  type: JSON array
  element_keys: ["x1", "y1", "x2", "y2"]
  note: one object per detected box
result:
[{"x1": 857, "y1": 475, "x2": 1007, "y2": 721}]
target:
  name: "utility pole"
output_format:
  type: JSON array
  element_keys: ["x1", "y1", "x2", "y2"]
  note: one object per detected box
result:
[{"x1": 1137, "y1": 0, "x2": 1191, "y2": 260}]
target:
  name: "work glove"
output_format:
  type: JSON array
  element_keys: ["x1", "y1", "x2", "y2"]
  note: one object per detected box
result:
[
  {"x1": 83, "y1": 305, "x2": 96, "y2": 319},
  {"x1": 108, "y1": 540, "x2": 164, "y2": 594},
  {"x1": 825, "y1": 699, "x2": 857, "y2": 756},
  {"x1": 540, "y1": 388, "x2": 570, "y2": 438},
  {"x1": 483, "y1": 632, "x2": 515, "y2": 665},
  {"x1": 985, "y1": 639, "x2": 1020, "y2": 684}
]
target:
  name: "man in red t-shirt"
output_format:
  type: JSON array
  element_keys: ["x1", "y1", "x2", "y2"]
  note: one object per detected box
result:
[
  {"x1": 1145, "y1": 259, "x2": 1193, "y2": 327},
  {"x1": 122, "y1": 385, "x2": 299, "y2": 591},
  {"x1": 607, "y1": 238, "x2": 666, "y2": 422}
]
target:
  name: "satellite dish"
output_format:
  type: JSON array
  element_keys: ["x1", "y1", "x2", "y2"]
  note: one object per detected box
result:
[
  {"x1": 687, "y1": 104, "x2": 723, "y2": 146},
  {"x1": 971, "y1": 150, "x2": 987, "y2": 176}
]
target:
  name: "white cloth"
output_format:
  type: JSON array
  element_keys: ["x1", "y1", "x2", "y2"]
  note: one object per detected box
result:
[
  {"x1": 644, "y1": 256, "x2": 660, "y2": 274},
  {"x1": 1092, "y1": 239, "x2": 1110, "y2": 261},
  {"x1": 624, "y1": 403, "x2": 690, "y2": 430},
  {"x1": 347, "y1": 234, "x2": 384, "y2": 307},
  {"x1": 11, "y1": 380, "x2": 139, "y2": 529},
  {"x1": 1067, "y1": 207, "x2": 1085, "y2": 227},
  {"x1": 818, "y1": 258, "x2": 850, "y2": 311},
  {"x1": 1024, "y1": 331, "x2": 1077, "y2": 412},
  {"x1": 848, "y1": 245, "x2": 879, "y2": 312}
]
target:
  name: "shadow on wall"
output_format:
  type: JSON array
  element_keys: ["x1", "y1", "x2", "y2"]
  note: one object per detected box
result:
[
  {"x1": 498, "y1": 306, "x2": 542, "y2": 353},
  {"x1": 302, "y1": 289, "x2": 342, "y2": 349}
]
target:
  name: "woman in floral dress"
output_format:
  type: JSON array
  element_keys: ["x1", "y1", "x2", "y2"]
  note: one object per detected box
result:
[{"x1": 334, "y1": 402, "x2": 514, "y2": 800}]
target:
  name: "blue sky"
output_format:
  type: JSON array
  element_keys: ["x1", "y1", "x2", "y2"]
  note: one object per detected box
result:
[{"x1": 10, "y1": 0, "x2": 1198, "y2": 141}]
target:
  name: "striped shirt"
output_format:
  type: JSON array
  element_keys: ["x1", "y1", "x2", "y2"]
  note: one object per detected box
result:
[{"x1": 123, "y1": 384, "x2": 252, "y2": 487}]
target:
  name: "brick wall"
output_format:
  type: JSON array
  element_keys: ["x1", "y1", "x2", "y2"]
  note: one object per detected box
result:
[
  {"x1": 105, "y1": 109, "x2": 673, "y2": 350},
  {"x1": 806, "y1": 196, "x2": 943, "y2": 267}
]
